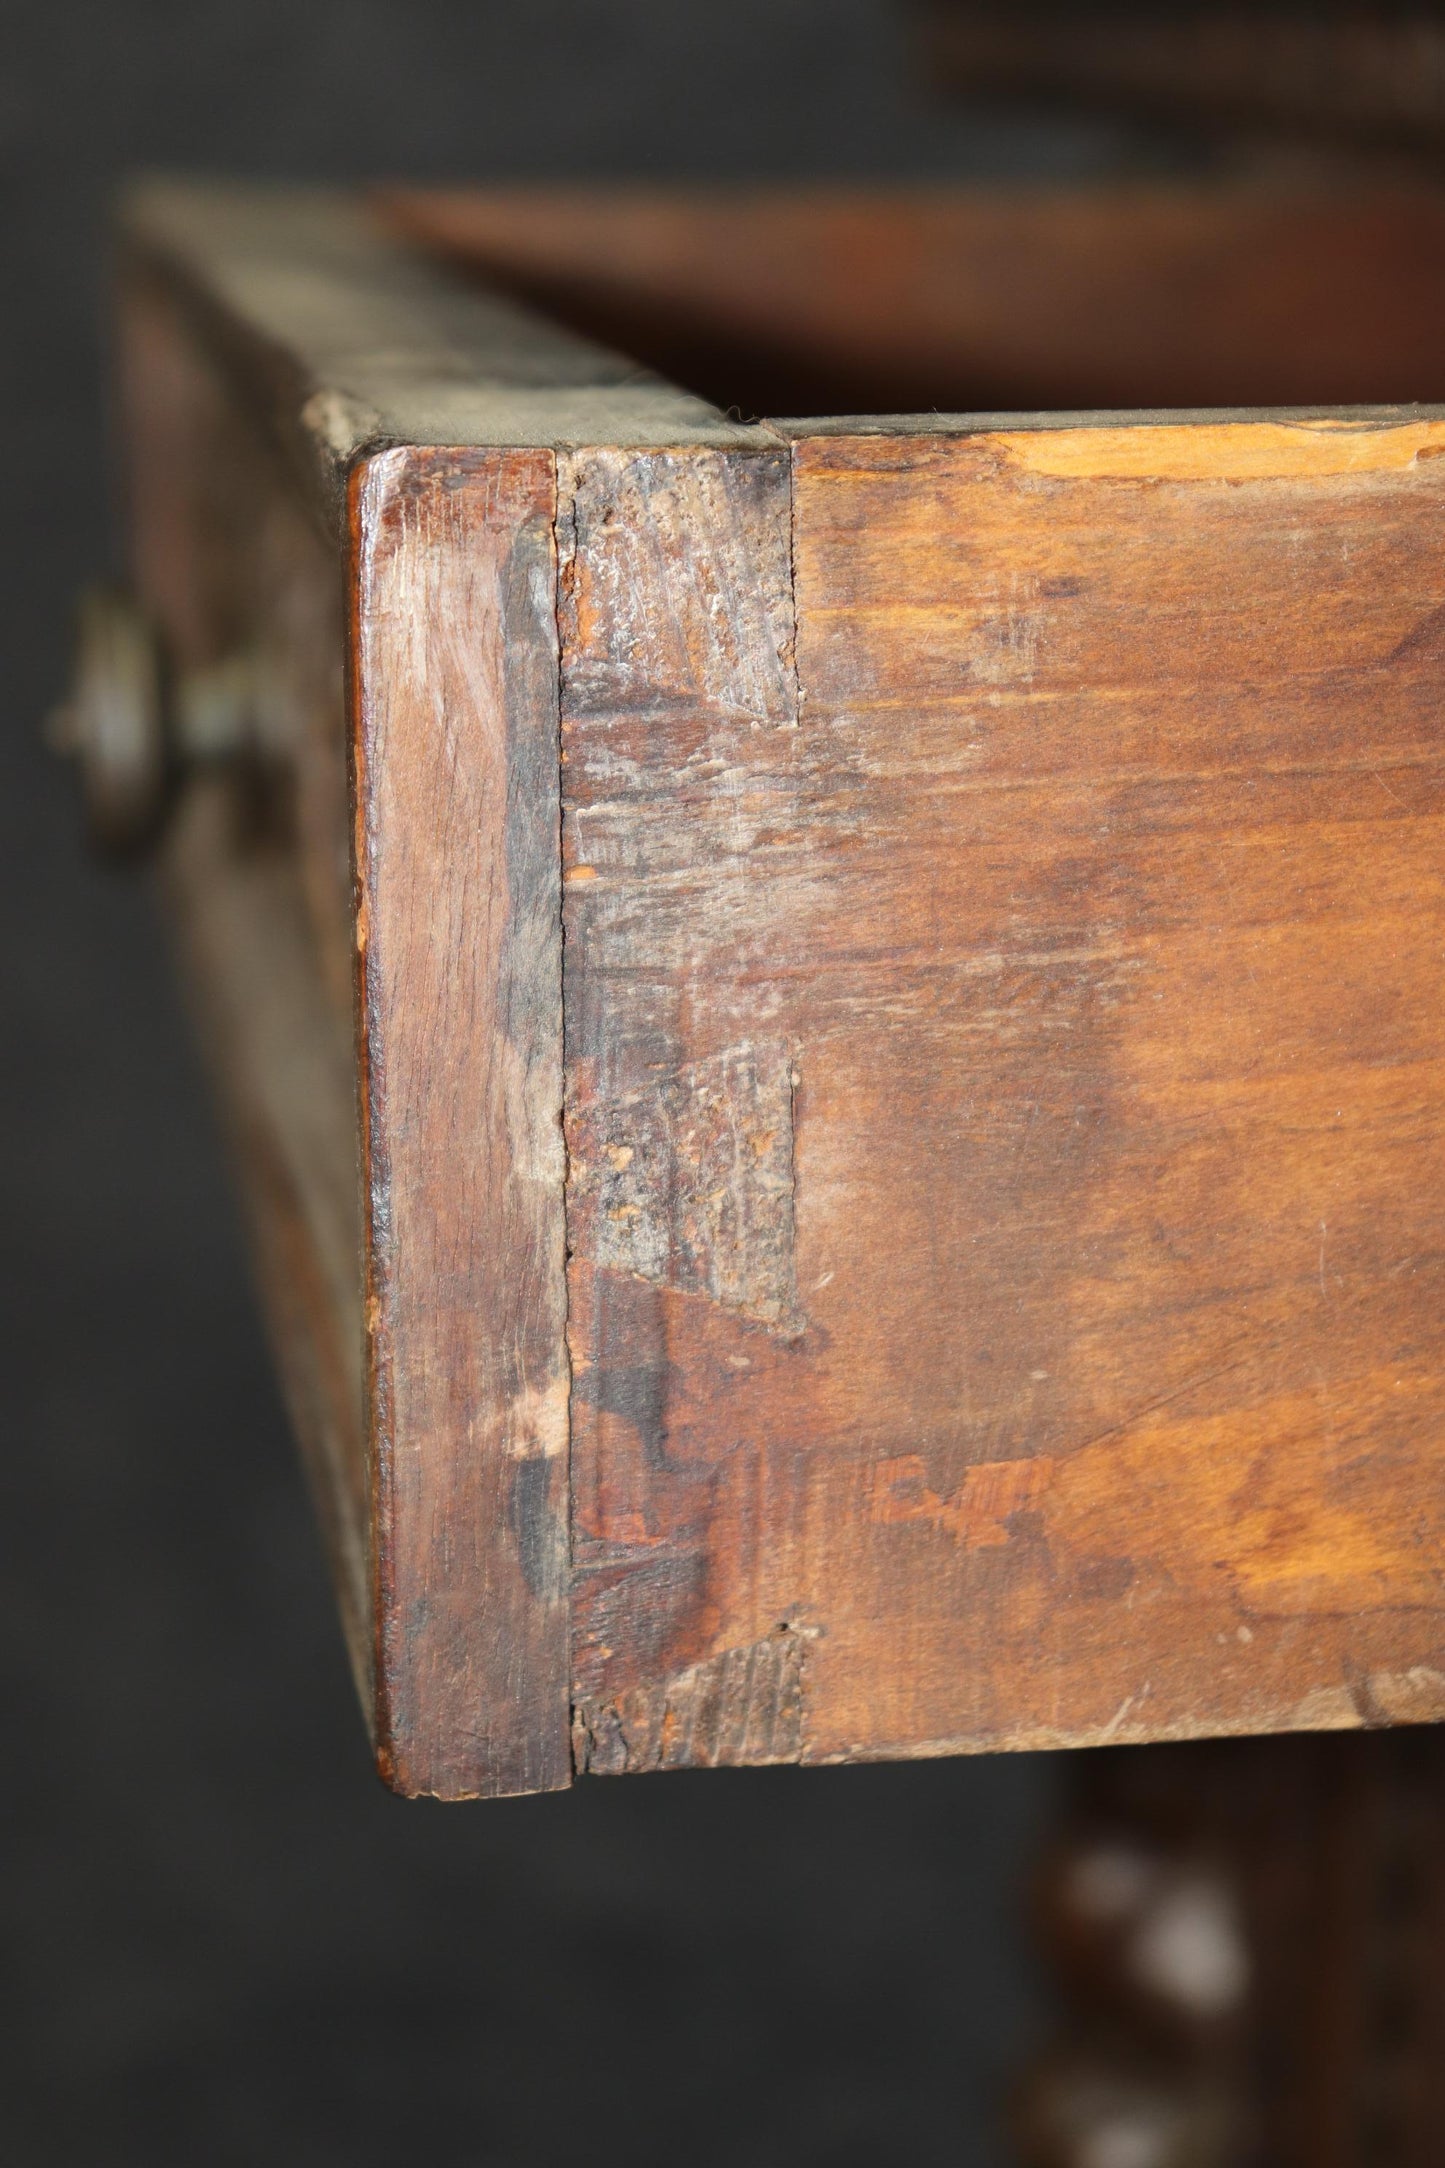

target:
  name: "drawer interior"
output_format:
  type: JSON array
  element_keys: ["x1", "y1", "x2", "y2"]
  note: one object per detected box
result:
[{"x1": 384, "y1": 184, "x2": 1445, "y2": 419}]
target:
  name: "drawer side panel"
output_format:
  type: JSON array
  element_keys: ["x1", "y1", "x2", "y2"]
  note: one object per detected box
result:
[{"x1": 563, "y1": 415, "x2": 1445, "y2": 1768}]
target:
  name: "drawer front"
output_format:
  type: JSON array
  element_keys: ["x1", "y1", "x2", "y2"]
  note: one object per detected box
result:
[
  {"x1": 117, "y1": 205, "x2": 578, "y2": 1799},
  {"x1": 119, "y1": 254, "x2": 368, "y2": 1675}
]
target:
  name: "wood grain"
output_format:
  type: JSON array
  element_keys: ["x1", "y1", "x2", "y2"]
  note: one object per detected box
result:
[
  {"x1": 116, "y1": 186, "x2": 657, "y2": 1795},
  {"x1": 350, "y1": 445, "x2": 570, "y2": 1798},
  {"x1": 563, "y1": 413, "x2": 1445, "y2": 1771},
  {"x1": 163, "y1": 784, "x2": 369, "y2": 1687},
  {"x1": 124, "y1": 180, "x2": 749, "y2": 535}
]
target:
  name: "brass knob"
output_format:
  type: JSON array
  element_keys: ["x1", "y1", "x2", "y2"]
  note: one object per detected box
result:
[{"x1": 48, "y1": 587, "x2": 257, "y2": 857}]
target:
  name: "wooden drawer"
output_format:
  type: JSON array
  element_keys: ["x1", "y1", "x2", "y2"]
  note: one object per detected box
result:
[{"x1": 101, "y1": 180, "x2": 1445, "y2": 1796}]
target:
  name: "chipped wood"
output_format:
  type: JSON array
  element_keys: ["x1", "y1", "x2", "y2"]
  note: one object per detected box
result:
[{"x1": 575, "y1": 1625, "x2": 816, "y2": 1777}]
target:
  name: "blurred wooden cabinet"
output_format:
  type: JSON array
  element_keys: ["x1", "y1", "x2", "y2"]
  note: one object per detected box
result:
[
  {"x1": 920, "y1": 1, "x2": 1445, "y2": 149},
  {"x1": 100, "y1": 177, "x2": 1445, "y2": 1799}
]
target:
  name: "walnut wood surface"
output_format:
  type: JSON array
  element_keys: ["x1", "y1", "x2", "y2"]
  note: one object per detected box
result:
[
  {"x1": 564, "y1": 412, "x2": 1445, "y2": 1770},
  {"x1": 350, "y1": 445, "x2": 570, "y2": 1797},
  {"x1": 117, "y1": 183, "x2": 765, "y2": 1795},
  {"x1": 115, "y1": 181, "x2": 1445, "y2": 1794},
  {"x1": 116, "y1": 185, "x2": 688, "y2": 1795},
  {"x1": 165, "y1": 785, "x2": 369, "y2": 1682}
]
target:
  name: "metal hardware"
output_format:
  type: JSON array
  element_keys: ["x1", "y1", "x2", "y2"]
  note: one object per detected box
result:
[{"x1": 47, "y1": 587, "x2": 257, "y2": 857}]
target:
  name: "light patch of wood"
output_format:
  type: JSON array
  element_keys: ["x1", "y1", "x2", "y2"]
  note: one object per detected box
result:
[
  {"x1": 558, "y1": 445, "x2": 796, "y2": 727},
  {"x1": 989, "y1": 417, "x2": 1445, "y2": 482},
  {"x1": 567, "y1": 1040, "x2": 801, "y2": 1332}
]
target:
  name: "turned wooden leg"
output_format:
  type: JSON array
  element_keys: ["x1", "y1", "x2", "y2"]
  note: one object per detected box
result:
[{"x1": 1017, "y1": 1730, "x2": 1445, "y2": 2168}]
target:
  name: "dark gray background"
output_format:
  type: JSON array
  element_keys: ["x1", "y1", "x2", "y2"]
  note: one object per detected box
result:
[{"x1": 0, "y1": 8, "x2": 1166, "y2": 2161}]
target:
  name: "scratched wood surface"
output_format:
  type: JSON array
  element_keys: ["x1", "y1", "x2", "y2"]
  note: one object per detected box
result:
[
  {"x1": 113, "y1": 181, "x2": 1445, "y2": 1795},
  {"x1": 115, "y1": 185, "x2": 677, "y2": 1795},
  {"x1": 563, "y1": 414, "x2": 1445, "y2": 1771}
]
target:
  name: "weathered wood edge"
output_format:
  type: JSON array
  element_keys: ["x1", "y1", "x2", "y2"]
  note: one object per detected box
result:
[
  {"x1": 118, "y1": 179, "x2": 772, "y2": 539},
  {"x1": 768, "y1": 403, "x2": 1445, "y2": 439},
  {"x1": 121, "y1": 184, "x2": 1445, "y2": 479},
  {"x1": 349, "y1": 443, "x2": 574, "y2": 1799},
  {"x1": 113, "y1": 182, "x2": 775, "y2": 1801}
]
